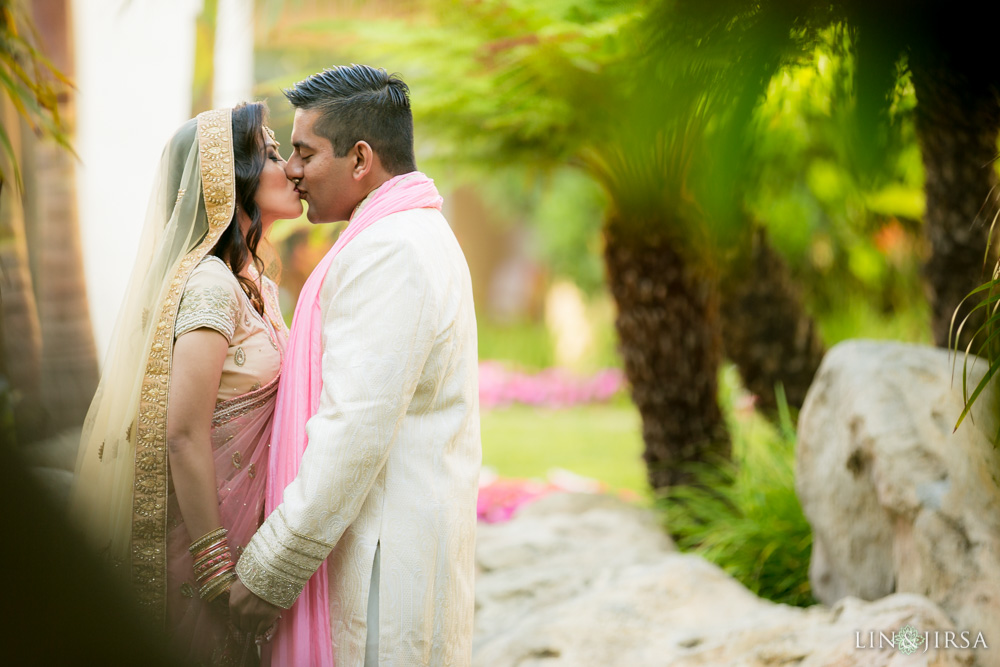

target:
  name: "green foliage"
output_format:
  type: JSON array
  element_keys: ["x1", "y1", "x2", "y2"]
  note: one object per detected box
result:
[
  {"x1": 660, "y1": 372, "x2": 815, "y2": 607},
  {"x1": 952, "y1": 277, "x2": 1000, "y2": 433},
  {"x1": 746, "y1": 26, "x2": 926, "y2": 337},
  {"x1": 0, "y1": 0, "x2": 74, "y2": 189},
  {"x1": 749, "y1": 26, "x2": 921, "y2": 226},
  {"x1": 261, "y1": 1, "x2": 933, "y2": 354},
  {"x1": 256, "y1": 2, "x2": 624, "y2": 287},
  {"x1": 273, "y1": 0, "x2": 756, "y2": 260},
  {"x1": 411, "y1": 0, "x2": 638, "y2": 170},
  {"x1": 816, "y1": 294, "x2": 930, "y2": 347},
  {"x1": 950, "y1": 162, "x2": 1000, "y2": 430},
  {"x1": 262, "y1": 0, "x2": 706, "y2": 302},
  {"x1": 267, "y1": 0, "x2": 639, "y2": 170}
]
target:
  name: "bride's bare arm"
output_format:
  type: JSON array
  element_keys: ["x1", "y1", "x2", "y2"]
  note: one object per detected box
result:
[{"x1": 166, "y1": 329, "x2": 229, "y2": 542}]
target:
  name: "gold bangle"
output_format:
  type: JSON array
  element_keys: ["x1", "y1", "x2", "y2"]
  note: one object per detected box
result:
[
  {"x1": 193, "y1": 542, "x2": 229, "y2": 565},
  {"x1": 189, "y1": 527, "x2": 228, "y2": 555},
  {"x1": 200, "y1": 561, "x2": 235, "y2": 587},
  {"x1": 194, "y1": 552, "x2": 231, "y2": 577},
  {"x1": 199, "y1": 573, "x2": 231, "y2": 599},
  {"x1": 200, "y1": 570, "x2": 237, "y2": 602},
  {"x1": 196, "y1": 557, "x2": 234, "y2": 584},
  {"x1": 194, "y1": 537, "x2": 229, "y2": 565}
]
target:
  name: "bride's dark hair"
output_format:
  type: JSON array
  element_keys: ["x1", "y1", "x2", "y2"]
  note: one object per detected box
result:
[{"x1": 212, "y1": 101, "x2": 268, "y2": 315}]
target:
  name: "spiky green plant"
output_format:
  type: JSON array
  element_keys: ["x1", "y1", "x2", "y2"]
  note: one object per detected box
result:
[
  {"x1": 660, "y1": 379, "x2": 815, "y2": 607},
  {"x1": 952, "y1": 262, "x2": 1000, "y2": 438}
]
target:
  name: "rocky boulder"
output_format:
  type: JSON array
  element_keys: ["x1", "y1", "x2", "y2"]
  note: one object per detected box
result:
[
  {"x1": 796, "y1": 340, "x2": 1000, "y2": 661},
  {"x1": 473, "y1": 492, "x2": 977, "y2": 666}
]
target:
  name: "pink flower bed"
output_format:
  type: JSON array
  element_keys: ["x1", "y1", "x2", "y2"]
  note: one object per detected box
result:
[
  {"x1": 478, "y1": 361, "x2": 625, "y2": 409},
  {"x1": 477, "y1": 478, "x2": 555, "y2": 523},
  {"x1": 476, "y1": 468, "x2": 640, "y2": 523}
]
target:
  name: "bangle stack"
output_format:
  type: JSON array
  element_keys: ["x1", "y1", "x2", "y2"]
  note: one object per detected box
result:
[{"x1": 189, "y1": 527, "x2": 237, "y2": 602}]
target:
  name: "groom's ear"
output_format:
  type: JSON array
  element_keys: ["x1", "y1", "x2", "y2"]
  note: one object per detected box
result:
[{"x1": 352, "y1": 141, "x2": 375, "y2": 181}]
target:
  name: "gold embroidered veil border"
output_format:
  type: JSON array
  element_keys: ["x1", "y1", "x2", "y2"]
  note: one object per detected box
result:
[{"x1": 71, "y1": 108, "x2": 237, "y2": 626}]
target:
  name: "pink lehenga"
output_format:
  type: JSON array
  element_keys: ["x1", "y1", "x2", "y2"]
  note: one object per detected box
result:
[
  {"x1": 72, "y1": 107, "x2": 285, "y2": 666},
  {"x1": 164, "y1": 381, "x2": 277, "y2": 665}
]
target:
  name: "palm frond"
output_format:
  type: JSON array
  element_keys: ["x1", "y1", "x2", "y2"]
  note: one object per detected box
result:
[
  {"x1": 0, "y1": 122, "x2": 21, "y2": 191},
  {"x1": 953, "y1": 269, "x2": 1000, "y2": 432},
  {"x1": 0, "y1": 0, "x2": 74, "y2": 187}
]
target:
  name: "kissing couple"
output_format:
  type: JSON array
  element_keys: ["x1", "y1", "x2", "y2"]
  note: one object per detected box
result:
[{"x1": 72, "y1": 64, "x2": 481, "y2": 667}]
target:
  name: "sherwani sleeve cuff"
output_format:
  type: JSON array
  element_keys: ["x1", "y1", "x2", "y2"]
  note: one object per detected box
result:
[{"x1": 235, "y1": 508, "x2": 334, "y2": 609}]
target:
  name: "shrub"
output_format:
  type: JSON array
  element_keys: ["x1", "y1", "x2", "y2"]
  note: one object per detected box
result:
[{"x1": 659, "y1": 379, "x2": 815, "y2": 607}]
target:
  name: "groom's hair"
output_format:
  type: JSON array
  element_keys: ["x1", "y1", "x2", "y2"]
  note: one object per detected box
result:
[{"x1": 283, "y1": 65, "x2": 417, "y2": 175}]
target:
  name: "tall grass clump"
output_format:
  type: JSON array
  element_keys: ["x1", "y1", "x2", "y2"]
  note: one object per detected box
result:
[{"x1": 659, "y1": 374, "x2": 815, "y2": 607}]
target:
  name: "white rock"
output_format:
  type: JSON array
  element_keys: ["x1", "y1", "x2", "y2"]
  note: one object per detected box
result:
[
  {"x1": 797, "y1": 340, "x2": 1000, "y2": 663},
  {"x1": 474, "y1": 492, "x2": 976, "y2": 666}
]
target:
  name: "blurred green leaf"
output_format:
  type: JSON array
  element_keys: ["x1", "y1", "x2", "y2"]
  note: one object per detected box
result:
[
  {"x1": 865, "y1": 184, "x2": 925, "y2": 219},
  {"x1": 0, "y1": 0, "x2": 75, "y2": 188}
]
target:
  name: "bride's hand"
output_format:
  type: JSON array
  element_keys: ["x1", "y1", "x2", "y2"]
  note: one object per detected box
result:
[{"x1": 229, "y1": 579, "x2": 282, "y2": 639}]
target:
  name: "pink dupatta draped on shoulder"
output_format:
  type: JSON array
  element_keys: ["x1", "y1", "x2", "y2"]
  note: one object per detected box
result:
[{"x1": 264, "y1": 172, "x2": 444, "y2": 667}]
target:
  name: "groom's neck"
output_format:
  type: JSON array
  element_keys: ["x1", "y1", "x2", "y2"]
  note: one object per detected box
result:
[{"x1": 357, "y1": 166, "x2": 394, "y2": 202}]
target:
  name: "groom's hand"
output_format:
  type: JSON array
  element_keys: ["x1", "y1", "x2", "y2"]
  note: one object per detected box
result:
[{"x1": 229, "y1": 578, "x2": 282, "y2": 636}]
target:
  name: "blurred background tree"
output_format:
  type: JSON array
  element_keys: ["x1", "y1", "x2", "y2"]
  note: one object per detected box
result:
[
  {"x1": 276, "y1": 0, "x2": 739, "y2": 489},
  {"x1": 260, "y1": 0, "x2": 823, "y2": 487},
  {"x1": 1, "y1": 0, "x2": 95, "y2": 447},
  {"x1": 673, "y1": 0, "x2": 999, "y2": 351}
]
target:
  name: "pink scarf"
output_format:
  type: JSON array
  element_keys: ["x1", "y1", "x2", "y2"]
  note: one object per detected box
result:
[{"x1": 264, "y1": 172, "x2": 443, "y2": 667}]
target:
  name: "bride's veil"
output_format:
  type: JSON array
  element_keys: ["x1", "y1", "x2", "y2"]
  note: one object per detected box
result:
[{"x1": 71, "y1": 108, "x2": 236, "y2": 622}]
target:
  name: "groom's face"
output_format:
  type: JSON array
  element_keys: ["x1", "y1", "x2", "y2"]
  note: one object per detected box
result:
[{"x1": 286, "y1": 108, "x2": 361, "y2": 223}]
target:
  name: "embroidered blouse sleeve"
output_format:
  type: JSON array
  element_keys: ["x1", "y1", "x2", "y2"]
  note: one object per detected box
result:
[{"x1": 174, "y1": 261, "x2": 242, "y2": 343}]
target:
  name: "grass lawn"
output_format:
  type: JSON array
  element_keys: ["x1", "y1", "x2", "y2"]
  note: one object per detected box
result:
[{"x1": 480, "y1": 399, "x2": 650, "y2": 499}]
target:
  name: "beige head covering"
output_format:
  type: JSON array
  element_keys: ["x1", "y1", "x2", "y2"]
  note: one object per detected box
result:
[{"x1": 72, "y1": 108, "x2": 237, "y2": 624}]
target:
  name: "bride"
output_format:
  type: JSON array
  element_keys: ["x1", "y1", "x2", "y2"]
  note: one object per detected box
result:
[{"x1": 71, "y1": 102, "x2": 302, "y2": 665}]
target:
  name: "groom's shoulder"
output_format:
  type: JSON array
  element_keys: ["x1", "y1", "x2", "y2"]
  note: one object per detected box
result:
[
  {"x1": 328, "y1": 211, "x2": 452, "y2": 287},
  {"x1": 382, "y1": 205, "x2": 447, "y2": 230},
  {"x1": 355, "y1": 207, "x2": 450, "y2": 250}
]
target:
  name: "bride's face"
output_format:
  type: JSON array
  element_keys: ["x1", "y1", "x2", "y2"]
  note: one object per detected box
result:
[{"x1": 254, "y1": 131, "x2": 303, "y2": 226}]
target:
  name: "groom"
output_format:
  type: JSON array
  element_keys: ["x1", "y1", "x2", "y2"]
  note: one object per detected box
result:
[{"x1": 230, "y1": 65, "x2": 481, "y2": 666}]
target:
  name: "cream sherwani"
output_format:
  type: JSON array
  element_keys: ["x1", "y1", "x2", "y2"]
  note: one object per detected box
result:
[{"x1": 238, "y1": 204, "x2": 481, "y2": 665}]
